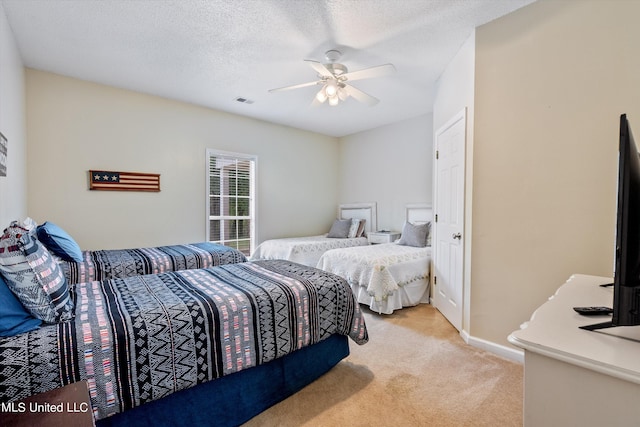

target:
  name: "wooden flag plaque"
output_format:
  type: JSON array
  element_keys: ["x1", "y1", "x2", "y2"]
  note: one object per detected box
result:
[{"x1": 89, "y1": 170, "x2": 160, "y2": 192}]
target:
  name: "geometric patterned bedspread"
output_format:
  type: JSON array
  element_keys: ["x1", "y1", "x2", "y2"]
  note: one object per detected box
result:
[
  {"x1": 61, "y1": 242, "x2": 247, "y2": 285},
  {"x1": 0, "y1": 260, "x2": 368, "y2": 421}
]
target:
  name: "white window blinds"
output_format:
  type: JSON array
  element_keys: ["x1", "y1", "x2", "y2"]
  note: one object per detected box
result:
[{"x1": 206, "y1": 149, "x2": 256, "y2": 256}]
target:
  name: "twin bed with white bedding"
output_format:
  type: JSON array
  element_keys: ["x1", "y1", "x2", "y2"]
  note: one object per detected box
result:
[
  {"x1": 317, "y1": 204, "x2": 433, "y2": 314},
  {"x1": 251, "y1": 203, "x2": 376, "y2": 267},
  {"x1": 250, "y1": 234, "x2": 368, "y2": 267},
  {"x1": 252, "y1": 203, "x2": 433, "y2": 314}
]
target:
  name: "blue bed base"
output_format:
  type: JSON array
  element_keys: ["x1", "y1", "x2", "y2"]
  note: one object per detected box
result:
[{"x1": 96, "y1": 334, "x2": 349, "y2": 427}]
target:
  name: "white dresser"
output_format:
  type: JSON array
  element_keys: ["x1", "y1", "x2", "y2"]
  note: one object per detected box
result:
[{"x1": 508, "y1": 274, "x2": 640, "y2": 427}]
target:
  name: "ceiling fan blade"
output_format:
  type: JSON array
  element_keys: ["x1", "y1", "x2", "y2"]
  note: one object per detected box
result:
[
  {"x1": 310, "y1": 97, "x2": 323, "y2": 107},
  {"x1": 344, "y1": 84, "x2": 379, "y2": 106},
  {"x1": 304, "y1": 59, "x2": 334, "y2": 78},
  {"x1": 269, "y1": 80, "x2": 320, "y2": 93},
  {"x1": 343, "y1": 63, "x2": 396, "y2": 82}
]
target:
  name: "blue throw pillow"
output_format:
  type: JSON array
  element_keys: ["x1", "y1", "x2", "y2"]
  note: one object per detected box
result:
[
  {"x1": 36, "y1": 221, "x2": 83, "y2": 262},
  {"x1": 0, "y1": 273, "x2": 41, "y2": 337}
]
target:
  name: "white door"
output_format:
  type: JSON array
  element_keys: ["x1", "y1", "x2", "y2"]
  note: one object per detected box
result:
[{"x1": 433, "y1": 109, "x2": 466, "y2": 331}]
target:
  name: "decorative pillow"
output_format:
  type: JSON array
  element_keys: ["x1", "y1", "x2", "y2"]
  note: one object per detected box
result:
[
  {"x1": 397, "y1": 221, "x2": 430, "y2": 247},
  {"x1": 0, "y1": 221, "x2": 74, "y2": 324},
  {"x1": 327, "y1": 219, "x2": 351, "y2": 238},
  {"x1": 348, "y1": 219, "x2": 361, "y2": 238},
  {"x1": 0, "y1": 273, "x2": 42, "y2": 336},
  {"x1": 36, "y1": 221, "x2": 83, "y2": 262}
]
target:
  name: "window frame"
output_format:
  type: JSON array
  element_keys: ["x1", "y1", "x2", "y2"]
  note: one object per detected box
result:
[{"x1": 206, "y1": 148, "x2": 257, "y2": 256}]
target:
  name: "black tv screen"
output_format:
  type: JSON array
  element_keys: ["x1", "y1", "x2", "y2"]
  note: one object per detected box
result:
[{"x1": 582, "y1": 114, "x2": 640, "y2": 331}]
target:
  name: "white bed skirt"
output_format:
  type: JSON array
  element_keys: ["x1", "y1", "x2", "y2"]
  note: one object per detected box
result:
[{"x1": 350, "y1": 277, "x2": 430, "y2": 315}]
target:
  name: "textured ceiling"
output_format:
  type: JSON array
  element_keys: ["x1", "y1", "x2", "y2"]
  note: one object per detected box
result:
[{"x1": 2, "y1": 0, "x2": 536, "y2": 137}]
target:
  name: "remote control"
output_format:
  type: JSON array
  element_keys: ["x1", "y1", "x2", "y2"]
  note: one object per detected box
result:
[{"x1": 573, "y1": 306, "x2": 613, "y2": 316}]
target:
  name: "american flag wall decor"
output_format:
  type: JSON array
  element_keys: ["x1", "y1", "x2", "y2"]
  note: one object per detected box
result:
[{"x1": 89, "y1": 170, "x2": 160, "y2": 192}]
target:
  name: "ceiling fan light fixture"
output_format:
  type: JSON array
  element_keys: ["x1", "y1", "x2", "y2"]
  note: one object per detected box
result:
[
  {"x1": 269, "y1": 50, "x2": 395, "y2": 108},
  {"x1": 316, "y1": 87, "x2": 328, "y2": 103},
  {"x1": 325, "y1": 80, "x2": 338, "y2": 97}
]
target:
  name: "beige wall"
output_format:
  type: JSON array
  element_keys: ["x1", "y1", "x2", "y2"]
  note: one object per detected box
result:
[
  {"x1": 0, "y1": 4, "x2": 27, "y2": 226},
  {"x1": 472, "y1": 0, "x2": 640, "y2": 346},
  {"x1": 26, "y1": 70, "x2": 339, "y2": 250},
  {"x1": 338, "y1": 114, "x2": 433, "y2": 232},
  {"x1": 25, "y1": 69, "x2": 431, "y2": 252}
]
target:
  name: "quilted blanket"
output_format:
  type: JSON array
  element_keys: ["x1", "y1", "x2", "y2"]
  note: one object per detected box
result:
[
  {"x1": 317, "y1": 243, "x2": 431, "y2": 302},
  {"x1": 0, "y1": 260, "x2": 367, "y2": 421},
  {"x1": 251, "y1": 235, "x2": 369, "y2": 267},
  {"x1": 61, "y1": 242, "x2": 247, "y2": 284}
]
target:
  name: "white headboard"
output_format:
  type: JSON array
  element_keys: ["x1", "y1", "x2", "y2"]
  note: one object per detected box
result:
[
  {"x1": 339, "y1": 202, "x2": 377, "y2": 235},
  {"x1": 406, "y1": 203, "x2": 433, "y2": 225}
]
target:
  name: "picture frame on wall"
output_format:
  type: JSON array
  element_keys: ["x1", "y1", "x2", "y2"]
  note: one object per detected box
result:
[{"x1": 0, "y1": 132, "x2": 6, "y2": 177}]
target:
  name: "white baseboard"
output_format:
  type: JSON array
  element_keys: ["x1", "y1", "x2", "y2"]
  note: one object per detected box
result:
[
  {"x1": 460, "y1": 330, "x2": 524, "y2": 363},
  {"x1": 428, "y1": 300, "x2": 524, "y2": 363}
]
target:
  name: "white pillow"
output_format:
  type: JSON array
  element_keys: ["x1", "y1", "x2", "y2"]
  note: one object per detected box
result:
[{"x1": 348, "y1": 219, "x2": 361, "y2": 238}]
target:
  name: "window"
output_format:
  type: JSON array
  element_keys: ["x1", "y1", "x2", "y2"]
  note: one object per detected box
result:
[{"x1": 206, "y1": 149, "x2": 256, "y2": 256}]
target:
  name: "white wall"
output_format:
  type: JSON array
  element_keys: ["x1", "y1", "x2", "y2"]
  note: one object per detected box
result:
[
  {"x1": 26, "y1": 70, "x2": 339, "y2": 250},
  {"x1": 433, "y1": 32, "x2": 475, "y2": 335},
  {"x1": 338, "y1": 114, "x2": 433, "y2": 232},
  {"x1": 472, "y1": 0, "x2": 640, "y2": 347},
  {"x1": 0, "y1": 4, "x2": 27, "y2": 226}
]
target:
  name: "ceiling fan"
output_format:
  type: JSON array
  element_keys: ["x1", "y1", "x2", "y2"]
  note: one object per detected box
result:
[{"x1": 269, "y1": 49, "x2": 396, "y2": 107}]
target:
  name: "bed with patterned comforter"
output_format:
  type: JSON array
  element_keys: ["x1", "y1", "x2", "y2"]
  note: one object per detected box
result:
[
  {"x1": 0, "y1": 260, "x2": 368, "y2": 422},
  {"x1": 61, "y1": 242, "x2": 247, "y2": 284}
]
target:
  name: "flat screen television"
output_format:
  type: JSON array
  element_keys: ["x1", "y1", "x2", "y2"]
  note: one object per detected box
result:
[{"x1": 582, "y1": 114, "x2": 640, "y2": 331}]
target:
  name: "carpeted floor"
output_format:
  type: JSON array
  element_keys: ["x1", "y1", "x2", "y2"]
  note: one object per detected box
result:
[{"x1": 243, "y1": 303, "x2": 523, "y2": 427}]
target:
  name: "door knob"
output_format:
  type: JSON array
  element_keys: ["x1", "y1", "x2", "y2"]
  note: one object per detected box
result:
[{"x1": 452, "y1": 233, "x2": 462, "y2": 240}]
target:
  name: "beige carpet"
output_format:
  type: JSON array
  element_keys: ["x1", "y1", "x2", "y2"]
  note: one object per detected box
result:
[{"x1": 244, "y1": 304, "x2": 523, "y2": 427}]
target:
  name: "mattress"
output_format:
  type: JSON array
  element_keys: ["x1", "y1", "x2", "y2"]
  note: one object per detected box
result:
[
  {"x1": 251, "y1": 235, "x2": 369, "y2": 267},
  {"x1": 61, "y1": 242, "x2": 247, "y2": 284},
  {"x1": 317, "y1": 243, "x2": 431, "y2": 314},
  {"x1": 0, "y1": 260, "x2": 368, "y2": 421}
]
